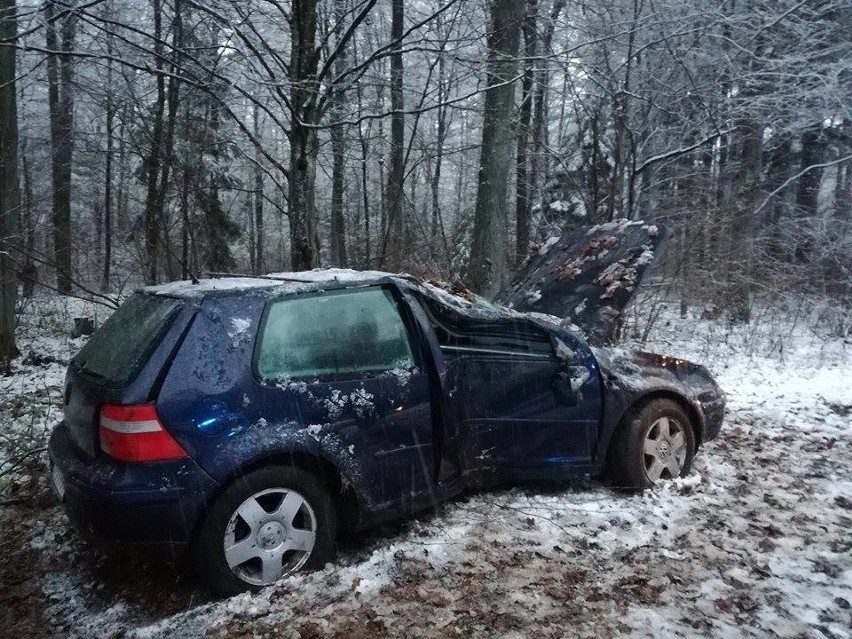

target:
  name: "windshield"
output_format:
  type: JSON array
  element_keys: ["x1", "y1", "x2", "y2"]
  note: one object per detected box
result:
[{"x1": 73, "y1": 293, "x2": 182, "y2": 386}]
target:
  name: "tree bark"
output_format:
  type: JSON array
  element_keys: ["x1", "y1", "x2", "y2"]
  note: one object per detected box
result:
[
  {"x1": 329, "y1": 0, "x2": 348, "y2": 268},
  {"x1": 20, "y1": 136, "x2": 35, "y2": 298},
  {"x1": 529, "y1": 0, "x2": 565, "y2": 212},
  {"x1": 467, "y1": 0, "x2": 524, "y2": 297},
  {"x1": 102, "y1": 6, "x2": 114, "y2": 292},
  {"x1": 728, "y1": 118, "x2": 763, "y2": 323},
  {"x1": 796, "y1": 127, "x2": 824, "y2": 218},
  {"x1": 45, "y1": 0, "x2": 76, "y2": 295},
  {"x1": 384, "y1": 0, "x2": 405, "y2": 271},
  {"x1": 288, "y1": 0, "x2": 321, "y2": 271},
  {"x1": 253, "y1": 105, "x2": 264, "y2": 274},
  {"x1": 515, "y1": 0, "x2": 536, "y2": 264},
  {"x1": 143, "y1": 0, "x2": 167, "y2": 284},
  {"x1": 0, "y1": 0, "x2": 21, "y2": 369}
]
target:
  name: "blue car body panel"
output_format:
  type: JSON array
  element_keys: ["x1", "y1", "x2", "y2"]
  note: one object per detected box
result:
[{"x1": 48, "y1": 272, "x2": 724, "y2": 549}]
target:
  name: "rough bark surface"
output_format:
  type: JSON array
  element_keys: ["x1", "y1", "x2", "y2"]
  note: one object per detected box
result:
[
  {"x1": 45, "y1": 0, "x2": 76, "y2": 294},
  {"x1": 467, "y1": 0, "x2": 525, "y2": 297},
  {"x1": 0, "y1": 0, "x2": 21, "y2": 368}
]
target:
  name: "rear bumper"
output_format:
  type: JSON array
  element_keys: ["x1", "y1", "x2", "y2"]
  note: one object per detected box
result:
[{"x1": 48, "y1": 421, "x2": 220, "y2": 547}]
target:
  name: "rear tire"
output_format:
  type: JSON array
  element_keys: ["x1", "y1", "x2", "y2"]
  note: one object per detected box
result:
[
  {"x1": 192, "y1": 466, "x2": 336, "y2": 597},
  {"x1": 608, "y1": 398, "x2": 696, "y2": 490}
]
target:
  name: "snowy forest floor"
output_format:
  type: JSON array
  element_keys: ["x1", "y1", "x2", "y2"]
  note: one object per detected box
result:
[{"x1": 1, "y1": 293, "x2": 850, "y2": 639}]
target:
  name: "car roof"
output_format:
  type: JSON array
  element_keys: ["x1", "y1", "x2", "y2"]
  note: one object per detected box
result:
[
  {"x1": 139, "y1": 269, "x2": 405, "y2": 299},
  {"x1": 139, "y1": 268, "x2": 528, "y2": 323}
]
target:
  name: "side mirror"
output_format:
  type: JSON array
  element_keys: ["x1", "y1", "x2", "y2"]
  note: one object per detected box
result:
[{"x1": 553, "y1": 371, "x2": 576, "y2": 406}]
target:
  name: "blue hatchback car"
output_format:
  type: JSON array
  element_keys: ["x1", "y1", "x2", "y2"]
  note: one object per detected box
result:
[{"x1": 49, "y1": 268, "x2": 725, "y2": 595}]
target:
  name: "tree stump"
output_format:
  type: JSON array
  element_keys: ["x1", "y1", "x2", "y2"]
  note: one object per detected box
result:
[{"x1": 72, "y1": 317, "x2": 95, "y2": 338}]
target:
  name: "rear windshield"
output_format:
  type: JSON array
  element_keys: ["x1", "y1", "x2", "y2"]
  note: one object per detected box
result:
[{"x1": 73, "y1": 293, "x2": 181, "y2": 386}]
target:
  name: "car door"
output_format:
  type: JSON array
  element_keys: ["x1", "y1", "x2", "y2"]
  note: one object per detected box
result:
[
  {"x1": 415, "y1": 295, "x2": 601, "y2": 481},
  {"x1": 253, "y1": 285, "x2": 437, "y2": 513}
]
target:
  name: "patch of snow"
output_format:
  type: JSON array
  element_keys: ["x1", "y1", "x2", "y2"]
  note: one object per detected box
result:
[
  {"x1": 389, "y1": 367, "x2": 413, "y2": 386},
  {"x1": 144, "y1": 277, "x2": 280, "y2": 297},
  {"x1": 538, "y1": 236, "x2": 561, "y2": 255},
  {"x1": 227, "y1": 317, "x2": 252, "y2": 347},
  {"x1": 305, "y1": 424, "x2": 324, "y2": 440}
]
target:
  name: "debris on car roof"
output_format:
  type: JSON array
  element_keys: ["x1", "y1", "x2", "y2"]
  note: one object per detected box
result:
[{"x1": 499, "y1": 219, "x2": 666, "y2": 345}]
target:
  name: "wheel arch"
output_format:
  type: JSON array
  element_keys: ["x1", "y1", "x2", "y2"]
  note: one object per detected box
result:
[
  {"x1": 604, "y1": 389, "x2": 704, "y2": 465},
  {"x1": 193, "y1": 449, "x2": 364, "y2": 543},
  {"x1": 610, "y1": 388, "x2": 704, "y2": 450}
]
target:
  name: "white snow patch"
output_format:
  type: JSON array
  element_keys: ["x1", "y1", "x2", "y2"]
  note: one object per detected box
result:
[{"x1": 227, "y1": 317, "x2": 252, "y2": 347}]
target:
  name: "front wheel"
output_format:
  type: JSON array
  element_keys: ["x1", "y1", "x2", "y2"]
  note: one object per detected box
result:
[
  {"x1": 608, "y1": 398, "x2": 697, "y2": 489},
  {"x1": 193, "y1": 466, "x2": 337, "y2": 596}
]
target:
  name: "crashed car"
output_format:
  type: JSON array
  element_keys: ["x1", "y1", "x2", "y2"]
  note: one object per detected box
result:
[{"x1": 48, "y1": 221, "x2": 725, "y2": 595}]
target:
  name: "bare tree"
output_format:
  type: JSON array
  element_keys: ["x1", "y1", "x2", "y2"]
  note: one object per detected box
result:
[
  {"x1": 0, "y1": 0, "x2": 20, "y2": 370},
  {"x1": 329, "y1": 0, "x2": 349, "y2": 268},
  {"x1": 384, "y1": 0, "x2": 405, "y2": 271},
  {"x1": 467, "y1": 0, "x2": 525, "y2": 296},
  {"x1": 45, "y1": 0, "x2": 76, "y2": 294},
  {"x1": 514, "y1": 0, "x2": 536, "y2": 264}
]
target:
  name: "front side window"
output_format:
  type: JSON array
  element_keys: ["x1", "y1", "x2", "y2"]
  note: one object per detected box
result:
[
  {"x1": 417, "y1": 293, "x2": 553, "y2": 358},
  {"x1": 257, "y1": 288, "x2": 415, "y2": 380}
]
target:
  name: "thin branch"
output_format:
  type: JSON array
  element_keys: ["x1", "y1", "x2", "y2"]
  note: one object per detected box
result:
[{"x1": 753, "y1": 154, "x2": 852, "y2": 217}]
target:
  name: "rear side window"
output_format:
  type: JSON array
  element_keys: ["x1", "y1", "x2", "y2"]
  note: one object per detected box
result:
[
  {"x1": 74, "y1": 293, "x2": 181, "y2": 386},
  {"x1": 256, "y1": 288, "x2": 415, "y2": 380}
]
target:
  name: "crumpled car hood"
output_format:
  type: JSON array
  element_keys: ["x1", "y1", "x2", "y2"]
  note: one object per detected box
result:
[
  {"x1": 499, "y1": 219, "x2": 666, "y2": 345},
  {"x1": 592, "y1": 347, "x2": 721, "y2": 401}
]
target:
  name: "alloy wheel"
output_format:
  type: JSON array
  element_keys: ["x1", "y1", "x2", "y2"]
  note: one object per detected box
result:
[
  {"x1": 643, "y1": 416, "x2": 687, "y2": 482},
  {"x1": 223, "y1": 488, "x2": 317, "y2": 586}
]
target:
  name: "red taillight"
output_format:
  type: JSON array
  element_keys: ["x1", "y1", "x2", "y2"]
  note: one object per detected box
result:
[{"x1": 99, "y1": 404, "x2": 188, "y2": 462}]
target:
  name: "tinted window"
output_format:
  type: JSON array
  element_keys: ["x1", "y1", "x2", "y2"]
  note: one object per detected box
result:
[
  {"x1": 257, "y1": 288, "x2": 415, "y2": 380},
  {"x1": 419, "y1": 294, "x2": 552, "y2": 357},
  {"x1": 74, "y1": 293, "x2": 181, "y2": 386}
]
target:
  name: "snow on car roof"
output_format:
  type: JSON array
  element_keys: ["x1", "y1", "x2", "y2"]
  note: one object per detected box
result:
[
  {"x1": 265, "y1": 268, "x2": 402, "y2": 283},
  {"x1": 141, "y1": 277, "x2": 285, "y2": 297},
  {"x1": 140, "y1": 269, "x2": 523, "y2": 323}
]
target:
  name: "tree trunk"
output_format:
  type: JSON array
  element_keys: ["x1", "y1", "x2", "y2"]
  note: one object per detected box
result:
[
  {"x1": 384, "y1": 0, "x2": 405, "y2": 271},
  {"x1": 764, "y1": 135, "x2": 792, "y2": 261},
  {"x1": 728, "y1": 119, "x2": 762, "y2": 323},
  {"x1": 45, "y1": 0, "x2": 76, "y2": 295},
  {"x1": 515, "y1": 0, "x2": 536, "y2": 264},
  {"x1": 796, "y1": 127, "x2": 824, "y2": 218},
  {"x1": 608, "y1": 0, "x2": 639, "y2": 221},
  {"x1": 0, "y1": 0, "x2": 21, "y2": 369},
  {"x1": 467, "y1": 0, "x2": 524, "y2": 297},
  {"x1": 529, "y1": 0, "x2": 565, "y2": 212},
  {"x1": 143, "y1": 0, "x2": 167, "y2": 284},
  {"x1": 253, "y1": 105, "x2": 264, "y2": 273},
  {"x1": 181, "y1": 165, "x2": 191, "y2": 279},
  {"x1": 354, "y1": 66, "x2": 371, "y2": 266},
  {"x1": 155, "y1": 0, "x2": 182, "y2": 280},
  {"x1": 20, "y1": 133, "x2": 36, "y2": 298},
  {"x1": 329, "y1": 0, "x2": 348, "y2": 268},
  {"x1": 835, "y1": 158, "x2": 851, "y2": 222},
  {"x1": 430, "y1": 67, "x2": 447, "y2": 243},
  {"x1": 288, "y1": 0, "x2": 320, "y2": 271},
  {"x1": 102, "y1": 14, "x2": 114, "y2": 292}
]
